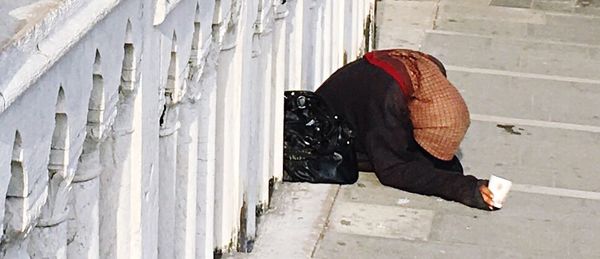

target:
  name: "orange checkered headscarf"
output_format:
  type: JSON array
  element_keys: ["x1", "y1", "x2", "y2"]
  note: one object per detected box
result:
[{"x1": 391, "y1": 50, "x2": 470, "y2": 161}]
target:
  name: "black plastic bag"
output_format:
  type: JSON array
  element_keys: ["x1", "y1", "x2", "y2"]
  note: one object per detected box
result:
[{"x1": 283, "y1": 91, "x2": 358, "y2": 184}]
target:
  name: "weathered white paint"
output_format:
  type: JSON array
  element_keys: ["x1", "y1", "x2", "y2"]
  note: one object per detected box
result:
[{"x1": 0, "y1": 0, "x2": 376, "y2": 258}]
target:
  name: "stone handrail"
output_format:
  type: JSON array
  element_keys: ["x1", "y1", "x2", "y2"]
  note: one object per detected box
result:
[{"x1": 0, "y1": 0, "x2": 376, "y2": 258}]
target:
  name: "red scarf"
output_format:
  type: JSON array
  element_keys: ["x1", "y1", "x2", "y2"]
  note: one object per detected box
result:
[{"x1": 364, "y1": 49, "x2": 415, "y2": 98}]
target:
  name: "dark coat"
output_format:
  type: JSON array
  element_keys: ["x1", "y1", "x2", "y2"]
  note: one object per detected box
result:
[{"x1": 315, "y1": 57, "x2": 488, "y2": 209}]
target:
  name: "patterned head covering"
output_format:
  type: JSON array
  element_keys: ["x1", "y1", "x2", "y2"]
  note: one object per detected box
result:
[{"x1": 393, "y1": 51, "x2": 470, "y2": 161}]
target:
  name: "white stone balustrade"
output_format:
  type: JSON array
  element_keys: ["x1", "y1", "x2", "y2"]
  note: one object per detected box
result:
[{"x1": 0, "y1": 0, "x2": 376, "y2": 258}]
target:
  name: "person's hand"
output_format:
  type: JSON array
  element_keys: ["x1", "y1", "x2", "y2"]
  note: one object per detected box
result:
[{"x1": 479, "y1": 184, "x2": 495, "y2": 210}]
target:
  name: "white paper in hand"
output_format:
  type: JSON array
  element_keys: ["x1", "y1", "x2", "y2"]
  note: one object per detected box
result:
[{"x1": 488, "y1": 175, "x2": 512, "y2": 208}]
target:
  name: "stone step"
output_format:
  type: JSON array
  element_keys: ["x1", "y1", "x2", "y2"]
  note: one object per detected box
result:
[
  {"x1": 435, "y1": 13, "x2": 600, "y2": 46},
  {"x1": 447, "y1": 70, "x2": 600, "y2": 127},
  {"x1": 461, "y1": 120, "x2": 600, "y2": 192},
  {"x1": 532, "y1": 0, "x2": 600, "y2": 16},
  {"x1": 441, "y1": 0, "x2": 600, "y2": 16},
  {"x1": 375, "y1": 1, "x2": 437, "y2": 49},
  {"x1": 339, "y1": 173, "x2": 600, "y2": 221},
  {"x1": 430, "y1": 210, "x2": 600, "y2": 257},
  {"x1": 421, "y1": 32, "x2": 600, "y2": 80},
  {"x1": 439, "y1": 2, "x2": 547, "y2": 24},
  {"x1": 315, "y1": 173, "x2": 600, "y2": 259}
]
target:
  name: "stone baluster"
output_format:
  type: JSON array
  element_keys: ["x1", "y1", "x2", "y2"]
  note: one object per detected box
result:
[
  {"x1": 66, "y1": 49, "x2": 105, "y2": 259},
  {"x1": 1, "y1": 132, "x2": 48, "y2": 259},
  {"x1": 28, "y1": 89, "x2": 72, "y2": 259},
  {"x1": 158, "y1": 31, "x2": 182, "y2": 259}
]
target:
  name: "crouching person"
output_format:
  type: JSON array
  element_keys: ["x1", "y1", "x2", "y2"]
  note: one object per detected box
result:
[{"x1": 284, "y1": 49, "x2": 494, "y2": 211}]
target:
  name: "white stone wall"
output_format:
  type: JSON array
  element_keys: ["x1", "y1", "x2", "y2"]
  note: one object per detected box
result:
[{"x1": 0, "y1": 0, "x2": 376, "y2": 258}]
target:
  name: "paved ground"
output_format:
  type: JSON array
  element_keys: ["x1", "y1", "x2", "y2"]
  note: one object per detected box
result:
[{"x1": 232, "y1": 1, "x2": 600, "y2": 258}]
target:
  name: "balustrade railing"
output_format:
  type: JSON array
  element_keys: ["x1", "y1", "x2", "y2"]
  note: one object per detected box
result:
[{"x1": 0, "y1": 0, "x2": 375, "y2": 258}]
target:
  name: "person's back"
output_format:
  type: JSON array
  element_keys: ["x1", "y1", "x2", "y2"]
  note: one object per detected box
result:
[
  {"x1": 314, "y1": 50, "x2": 494, "y2": 210},
  {"x1": 316, "y1": 58, "x2": 409, "y2": 158}
]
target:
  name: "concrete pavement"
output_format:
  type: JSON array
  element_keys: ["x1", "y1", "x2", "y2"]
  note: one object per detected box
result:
[{"x1": 232, "y1": 1, "x2": 600, "y2": 258}]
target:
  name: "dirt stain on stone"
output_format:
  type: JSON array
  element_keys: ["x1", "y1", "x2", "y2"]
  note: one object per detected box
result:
[
  {"x1": 357, "y1": 183, "x2": 366, "y2": 188},
  {"x1": 341, "y1": 219, "x2": 352, "y2": 226},
  {"x1": 577, "y1": 0, "x2": 591, "y2": 7},
  {"x1": 496, "y1": 124, "x2": 522, "y2": 135}
]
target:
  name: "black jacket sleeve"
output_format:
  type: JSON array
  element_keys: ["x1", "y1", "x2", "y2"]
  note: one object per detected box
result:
[{"x1": 361, "y1": 87, "x2": 483, "y2": 208}]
